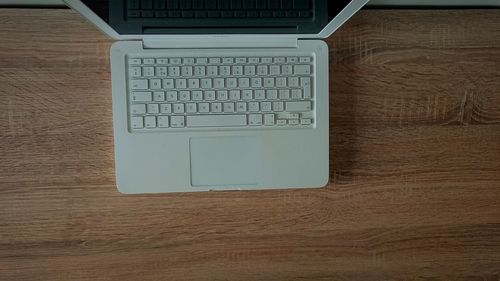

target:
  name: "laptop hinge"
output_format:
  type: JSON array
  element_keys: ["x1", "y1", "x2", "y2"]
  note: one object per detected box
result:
[{"x1": 142, "y1": 35, "x2": 299, "y2": 49}]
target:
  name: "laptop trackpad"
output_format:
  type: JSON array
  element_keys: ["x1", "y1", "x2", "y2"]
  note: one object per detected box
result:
[{"x1": 190, "y1": 137, "x2": 259, "y2": 187}]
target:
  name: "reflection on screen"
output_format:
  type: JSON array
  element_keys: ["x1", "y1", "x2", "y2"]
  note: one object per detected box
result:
[{"x1": 81, "y1": 0, "x2": 353, "y2": 35}]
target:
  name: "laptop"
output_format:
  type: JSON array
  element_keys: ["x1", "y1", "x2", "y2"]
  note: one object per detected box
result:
[{"x1": 65, "y1": 0, "x2": 368, "y2": 194}]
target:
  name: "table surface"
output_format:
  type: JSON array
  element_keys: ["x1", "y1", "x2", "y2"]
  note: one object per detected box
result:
[{"x1": 1, "y1": 8, "x2": 500, "y2": 281}]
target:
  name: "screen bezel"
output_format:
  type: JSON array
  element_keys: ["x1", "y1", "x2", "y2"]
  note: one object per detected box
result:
[{"x1": 64, "y1": 0, "x2": 368, "y2": 40}]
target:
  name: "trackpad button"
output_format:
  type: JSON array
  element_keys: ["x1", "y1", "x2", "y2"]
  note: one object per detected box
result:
[{"x1": 190, "y1": 137, "x2": 259, "y2": 187}]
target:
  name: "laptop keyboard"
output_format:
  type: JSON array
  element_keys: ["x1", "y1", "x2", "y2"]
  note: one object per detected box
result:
[
  {"x1": 127, "y1": 0, "x2": 314, "y2": 19},
  {"x1": 127, "y1": 54, "x2": 315, "y2": 131}
]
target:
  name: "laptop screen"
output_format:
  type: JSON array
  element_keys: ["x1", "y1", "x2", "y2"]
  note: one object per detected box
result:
[{"x1": 80, "y1": 0, "x2": 353, "y2": 35}]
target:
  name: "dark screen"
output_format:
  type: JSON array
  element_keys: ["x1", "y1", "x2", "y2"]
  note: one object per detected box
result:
[{"x1": 81, "y1": 0, "x2": 353, "y2": 35}]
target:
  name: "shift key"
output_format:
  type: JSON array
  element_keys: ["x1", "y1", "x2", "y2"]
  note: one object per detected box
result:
[{"x1": 286, "y1": 101, "x2": 312, "y2": 112}]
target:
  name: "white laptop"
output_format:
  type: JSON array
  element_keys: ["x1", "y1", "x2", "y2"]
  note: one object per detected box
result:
[{"x1": 65, "y1": 0, "x2": 368, "y2": 193}]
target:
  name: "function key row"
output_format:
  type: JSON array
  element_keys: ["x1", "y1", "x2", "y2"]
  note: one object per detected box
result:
[{"x1": 128, "y1": 57, "x2": 313, "y2": 65}]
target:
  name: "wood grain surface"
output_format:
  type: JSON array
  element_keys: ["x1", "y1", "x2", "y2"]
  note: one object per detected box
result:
[{"x1": 1, "y1": 8, "x2": 500, "y2": 281}]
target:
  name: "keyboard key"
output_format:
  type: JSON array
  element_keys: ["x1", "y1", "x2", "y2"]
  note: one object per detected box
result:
[
  {"x1": 173, "y1": 103, "x2": 185, "y2": 113},
  {"x1": 244, "y1": 65, "x2": 256, "y2": 75},
  {"x1": 175, "y1": 79, "x2": 187, "y2": 88},
  {"x1": 143, "y1": 67, "x2": 154, "y2": 77},
  {"x1": 150, "y1": 79, "x2": 162, "y2": 89},
  {"x1": 131, "y1": 80, "x2": 149, "y2": 90},
  {"x1": 248, "y1": 114, "x2": 263, "y2": 126},
  {"x1": 157, "y1": 58, "x2": 169, "y2": 64},
  {"x1": 264, "y1": 77, "x2": 275, "y2": 87},
  {"x1": 160, "y1": 104, "x2": 172, "y2": 114},
  {"x1": 223, "y1": 102, "x2": 235, "y2": 113},
  {"x1": 170, "y1": 58, "x2": 182, "y2": 64},
  {"x1": 143, "y1": 58, "x2": 155, "y2": 64},
  {"x1": 192, "y1": 91, "x2": 203, "y2": 100},
  {"x1": 168, "y1": 66, "x2": 180, "y2": 76},
  {"x1": 156, "y1": 67, "x2": 167, "y2": 77},
  {"x1": 300, "y1": 57, "x2": 312, "y2": 63},
  {"x1": 129, "y1": 67, "x2": 141, "y2": 77},
  {"x1": 211, "y1": 103, "x2": 222, "y2": 113},
  {"x1": 236, "y1": 102, "x2": 247, "y2": 112},
  {"x1": 291, "y1": 89, "x2": 302, "y2": 99},
  {"x1": 242, "y1": 90, "x2": 253, "y2": 100},
  {"x1": 276, "y1": 77, "x2": 287, "y2": 87},
  {"x1": 217, "y1": 90, "x2": 229, "y2": 100},
  {"x1": 267, "y1": 89, "x2": 278, "y2": 99},
  {"x1": 187, "y1": 115, "x2": 247, "y2": 127},
  {"x1": 131, "y1": 117, "x2": 144, "y2": 129},
  {"x1": 205, "y1": 91, "x2": 216, "y2": 100},
  {"x1": 188, "y1": 78, "x2": 200, "y2": 88},
  {"x1": 194, "y1": 66, "x2": 206, "y2": 76},
  {"x1": 179, "y1": 91, "x2": 190, "y2": 101},
  {"x1": 201, "y1": 79, "x2": 212, "y2": 89},
  {"x1": 158, "y1": 116, "x2": 169, "y2": 127},
  {"x1": 261, "y1": 102, "x2": 272, "y2": 112},
  {"x1": 279, "y1": 89, "x2": 290, "y2": 99},
  {"x1": 251, "y1": 77, "x2": 262, "y2": 88},
  {"x1": 131, "y1": 104, "x2": 146, "y2": 115},
  {"x1": 153, "y1": 91, "x2": 165, "y2": 101},
  {"x1": 214, "y1": 78, "x2": 225, "y2": 89},
  {"x1": 238, "y1": 78, "x2": 250, "y2": 88},
  {"x1": 229, "y1": 90, "x2": 241, "y2": 100},
  {"x1": 181, "y1": 66, "x2": 193, "y2": 76},
  {"x1": 162, "y1": 79, "x2": 174, "y2": 89},
  {"x1": 147, "y1": 103, "x2": 159, "y2": 114},
  {"x1": 257, "y1": 65, "x2": 268, "y2": 75},
  {"x1": 186, "y1": 103, "x2": 197, "y2": 113},
  {"x1": 264, "y1": 114, "x2": 275, "y2": 126},
  {"x1": 166, "y1": 91, "x2": 178, "y2": 101},
  {"x1": 248, "y1": 102, "x2": 260, "y2": 112},
  {"x1": 131, "y1": 91, "x2": 152, "y2": 101},
  {"x1": 286, "y1": 101, "x2": 312, "y2": 112},
  {"x1": 300, "y1": 118, "x2": 312, "y2": 125},
  {"x1": 294, "y1": 65, "x2": 311, "y2": 75},
  {"x1": 277, "y1": 119, "x2": 287, "y2": 126},
  {"x1": 227, "y1": 78, "x2": 238, "y2": 88},
  {"x1": 170, "y1": 116, "x2": 185, "y2": 128},
  {"x1": 198, "y1": 103, "x2": 210, "y2": 113},
  {"x1": 254, "y1": 90, "x2": 265, "y2": 100},
  {"x1": 145, "y1": 116, "x2": 157, "y2": 128},
  {"x1": 282, "y1": 65, "x2": 293, "y2": 75},
  {"x1": 129, "y1": 58, "x2": 142, "y2": 65},
  {"x1": 270, "y1": 65, "x2": 281, "y2": 75},
  {"x1": 273, "y1": 101, "x2": 284, "y2": 111}
]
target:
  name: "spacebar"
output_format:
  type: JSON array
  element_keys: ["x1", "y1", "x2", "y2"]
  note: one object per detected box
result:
[{"x1": 187, "y1": 115, "x2": 247, "y2": 127}]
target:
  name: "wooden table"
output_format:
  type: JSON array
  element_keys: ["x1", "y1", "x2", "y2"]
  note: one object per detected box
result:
[{"x1": 1, "y1": 8, "x2": 500, "y2": 281}]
